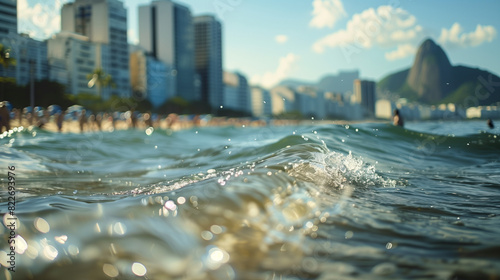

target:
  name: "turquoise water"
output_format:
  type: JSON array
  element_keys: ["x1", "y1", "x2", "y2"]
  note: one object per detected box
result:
[{"x1": 0, "y1": 121, "x2": 499, "y2": 279}]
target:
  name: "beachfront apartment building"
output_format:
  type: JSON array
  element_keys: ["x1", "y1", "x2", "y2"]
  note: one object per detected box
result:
[
  {"x1": 129, "y1": 46, "x2": 174, "y2": 108},
  {"x1": 0, "y1": 0, "x2": 16, "y2": 50},
  {"x1": 194, "y1": 15, "x2": 223, "y2": 110},
  {"x1": 353, "y1": 79, "x2": 376, "y2": 118},
  {"x1": 295, "y1": 86, "x2": 326, "y2": 119},
  {"x1": 12, "y1": 34, "x2": 49, "y2": 86},
  {"x1": 250, "y1": 86, "x2": 272, "y2": 117},
  {"x1": 270, "y1": 86, "x2": 296, "y2": 116},
  {"x1": 61, "y1": 0, "x2": 130, "y2": 99},
  {"x1": 47, "y1": 31, "x2": 98, "y2": 96},
  {"x1": 0, "y1": 0, "x2": 16, "y2": 80},
  {"x1": 138, "y1": 0, "x2": 196, "y2": 101},
  {"x1": 223, "y1": 71, "x2": 250, "y2": 114},
  {"x1": 1, "y1": 0, "x2": 50, "y2": 85},
  {"x1": 0, "y1": 33, "x2": 49, "y2": 86}
]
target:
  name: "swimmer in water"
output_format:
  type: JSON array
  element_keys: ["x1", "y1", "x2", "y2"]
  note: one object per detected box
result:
[
  {"x1": 393, "y1": 109, "x2": 404, "y2": 127},
  {"x1": 487, "y1": 119, "x2": 494, "y2": 129}
]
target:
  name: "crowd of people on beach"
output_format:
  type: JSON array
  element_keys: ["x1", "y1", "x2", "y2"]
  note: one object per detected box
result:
[
  {"x1": 0, "y1": 102, "x2": 278, "y2": 134},
  {"x1": 1, "y1": 101, "x2": 496, "y2": 134}
]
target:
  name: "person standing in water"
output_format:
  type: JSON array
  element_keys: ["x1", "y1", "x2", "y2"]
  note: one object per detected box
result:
[
  {"x1": 487, "y1": 119, "x2": 495, "y2": 129},
  {"x1": 393, "y1": 109, "x2": 404, "y2": 127},
  {"x1": 0, "y1": 102, "x2": 11, "y2": 132},
  {"x1": 56, "y1": 110, "x2": 65, "y2": 132},
  {"x1": 79, "y1": 110, "x2": 87, "y2": 133}
]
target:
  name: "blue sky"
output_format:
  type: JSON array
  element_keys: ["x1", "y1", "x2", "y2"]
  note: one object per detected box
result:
[{"x1": 18, "y1": 0, "x2": 500, "y2": 89}]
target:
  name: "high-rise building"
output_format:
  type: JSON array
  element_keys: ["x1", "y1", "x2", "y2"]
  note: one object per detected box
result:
[
  {"x1": 61, "y1": 0, "x2": 130, "y2": 99},
  {"x1": 250, "y1": 86, "x2": 272, "y2": 117},
  {"x1": 47, "y1": 31, "x2": 97, "y2": 95},
  {"x1": 0, "y1": 0, "x2": 18, "y2": 80},
  {"x1": 14, "y1": 34, "x2": 49, "y2": 86},
  {"x1": 194, "y1": 15, "x2": 223, "y2": 110},
  {"x1": 353, "y1": 79, "x2": 376, "y2": 117},
  {"x1": 223, "y1": 71, "x2": 249, "y2": 113},
  {"x1": 138, "y1": 0, "x2": 195, "y2": 101},
  {"x1": 296, "y1": 86, "x2": 324, "y2": 119},
  {"x1": 0, "y1": 33, "x2": 49, "y2": 86},
  {"x1": 270, "y1": 86, "x2": 296, "y2": 116},
  {"x1": 0, "y1": 0, "x2": 17, "y2": 39},
  {"x1": 130, "y1": 46, "x2": 174, "y2": 108}
]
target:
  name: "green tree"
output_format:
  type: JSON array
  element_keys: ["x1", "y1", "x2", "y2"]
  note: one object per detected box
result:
[
  {"x1": 0, "y1": 44, "x2": 16, "y2": 99},
  {"x1": 86, "y1": 68, "x2": 116, "y2": 98},
  {"x1": 0, "y1": 44, "x2": 16, "y2": 73}
]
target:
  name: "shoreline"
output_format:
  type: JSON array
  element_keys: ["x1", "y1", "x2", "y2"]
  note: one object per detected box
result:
[{"x1": 4, "y1": 116, "x2": 388, "y2": 134}]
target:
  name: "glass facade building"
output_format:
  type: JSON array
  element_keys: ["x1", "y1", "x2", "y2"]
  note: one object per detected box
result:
[
  {"x1": 138, "y1": 0, "x2": 195, "y2": 101},
  {"x1": 194, "y1": 15, "x2": 223, "y2": 110}
]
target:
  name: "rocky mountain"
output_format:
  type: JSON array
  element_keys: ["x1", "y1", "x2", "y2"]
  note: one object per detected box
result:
[{"x1": 378, "y1": 38, "x2": 500, "y2": 106}]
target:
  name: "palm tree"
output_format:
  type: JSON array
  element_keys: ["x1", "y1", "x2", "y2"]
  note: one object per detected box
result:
[
  {"x1": 0, "y1": 44, "x2": 16, "y2": 99},
  {"x1": 0, "y1": 43, "x2": 16, "y2": 79},
  {"x1": 87, "y1": 68, "x2": 116, "y2": 98}
]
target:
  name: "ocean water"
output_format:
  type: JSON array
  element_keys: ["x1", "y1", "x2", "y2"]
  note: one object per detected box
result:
[{"x1": 0, "y1": 120, "x2": 499, "y2": 280}]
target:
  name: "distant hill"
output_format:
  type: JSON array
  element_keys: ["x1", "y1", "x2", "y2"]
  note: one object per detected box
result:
[
  {"x1": 280, "y1": 70, "x2": 359, "y2": 93},
  {"x1": 279, "y1": 79, "x2": 316, "y2": 89},
  {"x1": 378, "y1": 38, "x2": 500, "y2": 106}
]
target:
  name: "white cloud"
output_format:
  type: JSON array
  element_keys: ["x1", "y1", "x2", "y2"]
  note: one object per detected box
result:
[
  {"x1": 312, "y1": 5, "x2": 424, "y2": 53},
  {"x1": 275, "y1": 35, "x2": 288, "y2": 44},
  {"x1": 18, "y1": 0, "x2": 66, "y2": 40},
  {"x1": 250, "y1": 53, "x2": 299, "y2": 89},
  {"x1": 438, "y1": 23, "x2": 497, "y2": 49},
  {"x1": 384, "y1": 43, "x2": 416, "y2": 61},
  {"x1": 310, "y1": 0, "x2": 347, "y2": 29}
]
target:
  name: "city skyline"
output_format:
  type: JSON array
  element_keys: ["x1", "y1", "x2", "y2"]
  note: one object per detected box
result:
[{"x1": 15, "y1": 0, "x2": 500, "y2": 89}]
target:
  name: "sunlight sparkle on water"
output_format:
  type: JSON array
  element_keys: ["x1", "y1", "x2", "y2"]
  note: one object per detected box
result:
[
  {"x1": 103, "y1": 263, "x2": 119, "y2": 278},
  {"x1": 201, "y1": 231, "x2": 213, "y2": 241},
  {"x1": 3, "y1": 213, "x2": 19, "y2": 230},
  {"x1": 43, "y1": 245, "x2": 58, "y2": 260},
  {"x1": 132, "y1": 262, "x2": 147, "y2": 276},
  {"x1": 15, "y1": 235, "x2": 28, "y2": 254},
  {"x1": 210, "y1": 225, "x2": 223, "y2": 234},
  {"x1": 165, "y1": 200, "x2": 177, "y2": 211},
  {"x1": 206, "y1": 246, "x2": 230, "y2": 270},
  {"x1": 54, "y1": 235, "x2": 68, "y2": 244},
  {"x1": 113, "y1": 222, "x2": 127, "y2": 235},
  {"x1": 34, "y1": 217, "x2": 50, "y2": 233},
  {"x1": 68, "y1": 245, "x2": 79, "y2": 256}
]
